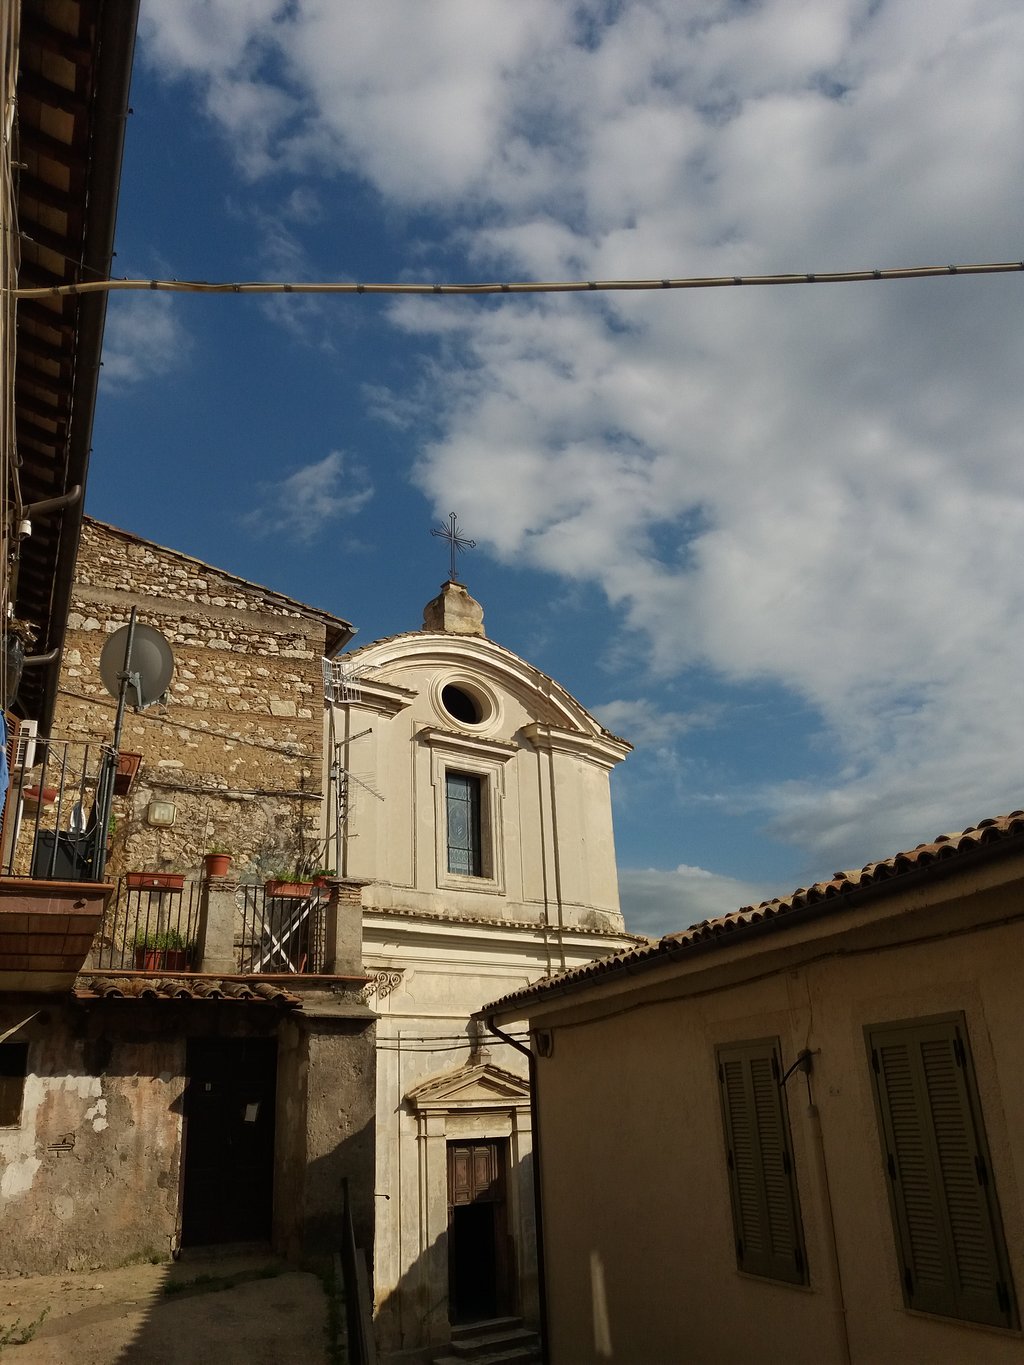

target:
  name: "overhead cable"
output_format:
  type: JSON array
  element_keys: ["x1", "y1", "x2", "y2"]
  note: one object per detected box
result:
[{"x1": 11, "y1": 259, "x2": 1024, "y2": 302}]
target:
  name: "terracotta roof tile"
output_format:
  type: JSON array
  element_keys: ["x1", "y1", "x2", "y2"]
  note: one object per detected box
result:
[
  {"x1": 77, "y1": 975, "x2": 302, "y2": 1006},
  {"x1": 482, "y1": 809, "x2": 1024, "y2": 1016}
]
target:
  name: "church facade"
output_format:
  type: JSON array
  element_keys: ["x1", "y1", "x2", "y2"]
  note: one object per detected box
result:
[{"x1": 325, "y1": 579, "x2": 637, "y2": 1353}]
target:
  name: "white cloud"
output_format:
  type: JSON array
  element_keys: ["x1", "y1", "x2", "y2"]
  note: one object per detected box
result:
[
  {"x1": 243, "y1": 450, "x2": 373, "y2": 542},
  {"x1": 100, "y1": 286, "x2": 190, "y2": 388},
  {"x1": 593, "y1": 698, "x2": 718, "y2": 749},
  {"x1": 139, "y1": 0, "x2": 1024, "y2": 869},
  {"x1": 619, "y1": 863, "x2": 770, "y2": 939}
]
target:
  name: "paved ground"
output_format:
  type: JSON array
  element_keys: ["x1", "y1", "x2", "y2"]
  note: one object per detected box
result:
[{"x1": 0, "y1": 1252, "x2": 332, "y2": 1364}]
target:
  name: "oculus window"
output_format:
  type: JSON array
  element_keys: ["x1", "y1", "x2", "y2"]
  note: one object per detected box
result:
[{"x1": 866, "y1": 1014, "x2": 1017, "y2": 1329}]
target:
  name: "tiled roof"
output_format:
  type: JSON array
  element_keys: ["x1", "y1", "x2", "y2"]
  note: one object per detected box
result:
[
  {"x1": 482, "y1": 810, "x2": 1024, "y2": 1017},
  {"x1": 77, "y1": 976, "x2": 302, "y2": 1006},
  {"x1": 365, "y1": 903, "x2": 645, "y2": 939}
]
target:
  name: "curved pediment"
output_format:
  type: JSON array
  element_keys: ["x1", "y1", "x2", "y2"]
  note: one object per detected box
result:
[
  {"x1": 340, "y1": 630, "x2": 630, "y2": 756},
  {"x1": 405, "y1": 1061, "x2": 531, "y2": 1113}
]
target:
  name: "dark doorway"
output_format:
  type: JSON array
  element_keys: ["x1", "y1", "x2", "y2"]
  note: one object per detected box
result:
[
  {"x1": 447, "y1": 1139, "x2": 510, "y2": 1323},
  {"x1": 181, "y1": 1037, "x2": 277, "y2": 1246}
]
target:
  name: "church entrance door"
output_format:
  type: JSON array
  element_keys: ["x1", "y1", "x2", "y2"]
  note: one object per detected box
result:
[{"x1": 447, "y1": 1138, "x2": 510, "y2": 1323}]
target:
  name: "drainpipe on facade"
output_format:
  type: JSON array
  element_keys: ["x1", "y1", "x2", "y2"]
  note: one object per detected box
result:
[
  {"x1": 483, "y1": 1016, "x2": 549, "y2": 1365},
  {"x1": 798, "y1": 1057, "x2": 852, "y2": 1365}
]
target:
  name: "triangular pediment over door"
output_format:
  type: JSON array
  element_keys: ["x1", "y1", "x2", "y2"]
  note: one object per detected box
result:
[{"x1": 405, "y1": 1061, "x2": 530, "y2": 1114}]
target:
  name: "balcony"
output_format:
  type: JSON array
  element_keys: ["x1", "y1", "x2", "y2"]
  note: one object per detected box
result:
[
  {"x1": 0, "y1": 727, "x2": 365, "y2": 996},
  {"x1": 0, "y1": 732, "x2": 113, "y2": 992},
  {"x1": 89, "y1": 878, "x2": 331, "y2": 977}
]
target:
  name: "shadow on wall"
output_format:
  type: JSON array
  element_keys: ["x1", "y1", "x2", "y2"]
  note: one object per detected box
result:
[{"x1": 372, "y1": 1148, "x2": 538, "y2": 1360}]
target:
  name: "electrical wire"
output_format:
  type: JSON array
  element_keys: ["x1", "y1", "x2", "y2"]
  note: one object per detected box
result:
[
  {"x1": 57, "y1": 685, "x2": 317, "y2": 760},
  {"x1": 10, "y1": 258, "x2": 1024, "y2": 302}
]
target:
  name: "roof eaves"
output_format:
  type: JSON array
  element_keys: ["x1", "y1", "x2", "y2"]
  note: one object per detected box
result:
[{"x1": 481, "y1": 809, "x2": 1024, "y2": 1019}]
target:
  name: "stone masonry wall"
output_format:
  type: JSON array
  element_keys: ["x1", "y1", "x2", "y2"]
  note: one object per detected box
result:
[{"x1": 51, "y1": 520, "x2": 345, "y2": 879}]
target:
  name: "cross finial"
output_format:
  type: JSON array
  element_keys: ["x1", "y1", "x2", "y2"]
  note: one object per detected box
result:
[{"x1": 431, "y1": 512, "x2": 476, "y2": 581}]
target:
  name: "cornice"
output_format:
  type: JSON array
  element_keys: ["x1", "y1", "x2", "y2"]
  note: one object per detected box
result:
[{"x1": 521, "y1": 722, "x2": 631, "y2": 769}]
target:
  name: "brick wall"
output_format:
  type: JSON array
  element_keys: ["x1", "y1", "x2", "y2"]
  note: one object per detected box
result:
[{"x1": 52, "y1": 519, "x2": 346, "y2": 878}]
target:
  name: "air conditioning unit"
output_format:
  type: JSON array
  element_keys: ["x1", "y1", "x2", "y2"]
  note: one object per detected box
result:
[{"x1": 13, "y1": 718, "x2": 38, "y2": 770}]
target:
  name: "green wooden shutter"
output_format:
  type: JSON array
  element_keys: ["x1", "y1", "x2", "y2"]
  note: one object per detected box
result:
[
  {"x1": 867, "y1": 1016, "x2": 1017, "y2": 1329},
  {"x1": 716, "y1": 1039, "x2": 807, "y2": 1284}
]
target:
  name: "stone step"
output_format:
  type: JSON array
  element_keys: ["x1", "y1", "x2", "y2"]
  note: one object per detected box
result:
[
  {"x1": 450, "y1": 1316, "x2": 525, "y2": 1343},
  {"x1": 434, "y1": 1347, "x2": 541, "y2": 1365},
  {"x1": 447, "y1": 1326, "x2": 539, "y2": 1359}
]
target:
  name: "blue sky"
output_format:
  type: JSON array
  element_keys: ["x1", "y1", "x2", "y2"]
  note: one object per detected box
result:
[{"x1": 87, "y1": 0, "x2": 1024, "y2": 936}]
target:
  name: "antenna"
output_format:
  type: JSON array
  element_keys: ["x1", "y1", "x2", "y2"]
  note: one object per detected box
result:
[{"x1": 94, "y1": 609, "x2": 175, "y2": 880}]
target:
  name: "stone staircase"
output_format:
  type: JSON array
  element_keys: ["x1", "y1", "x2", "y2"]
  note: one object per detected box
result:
[{"x1": 433, "y1": 1316, "x2": 542, "y2": 1365}]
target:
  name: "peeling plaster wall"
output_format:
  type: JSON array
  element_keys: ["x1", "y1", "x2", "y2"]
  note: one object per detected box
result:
[{"x1": 0, "y1": 1008, "x2": 184, "y2": 1274}]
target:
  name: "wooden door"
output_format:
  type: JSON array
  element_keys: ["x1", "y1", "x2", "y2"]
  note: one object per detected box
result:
[
  {"x1": 181, "y1": 1038, "x2": 277, "y2": 1246},
  {"x1": 447, "y1": 1139, "x2": 511, "y2": 1323}
]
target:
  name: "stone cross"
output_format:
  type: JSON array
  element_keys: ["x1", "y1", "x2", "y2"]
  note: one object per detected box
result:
[{"x1": 431, "y1": 513, "x2": 476, "y2": 581}]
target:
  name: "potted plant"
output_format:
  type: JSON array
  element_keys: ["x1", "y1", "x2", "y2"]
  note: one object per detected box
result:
[
  {"x1": 134, "y1": 928, "x2": 191, "y2": 972},
  {"x1": 264, "y1": 866, "x2": 315, "y2": 898},
  {"x1": 311, "y1": 867, "x2": 336, "y2": 889},
  {"x1": 125, "y1": 870, "x2": 186, "y2": 891},
  {"x1": 204, "y1": 844, "x2": 232, "y2": 878}
]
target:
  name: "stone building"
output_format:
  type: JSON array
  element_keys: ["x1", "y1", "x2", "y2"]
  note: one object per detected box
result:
[
  {"x1": 1, "y1": 516, "x2": 376, "y2": 1279},
  {"x1": 326, "y1": 578, "x2": 640, "y2": 1355},
  {"x1": 53, "y1": 517, "x2": 353, "y2": 878}
]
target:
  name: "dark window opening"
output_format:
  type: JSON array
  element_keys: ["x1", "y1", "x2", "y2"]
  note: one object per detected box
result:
[
  {"x1": 0, "y1": 1043, "x2": 28, "y2": 1126},
  {"x1": 447, "y1": 771, "x2": 483, "y2": 876},
  {"x1": 442, "y1": 684, "x2": 482, "y2": 725}
]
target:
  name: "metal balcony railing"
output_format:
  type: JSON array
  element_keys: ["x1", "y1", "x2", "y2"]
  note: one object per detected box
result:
[
  {"x1": 239, "y1": 883, "x2": 326, "y2": 975},
  {"x1": 1, "y1": 731, "x2": 114, "y2": 881},
  {"x1": 89, "y1": 879, "x2": 328, "y2": 976},
  {"x1": 91, "y1": 878, "x2": 204, "y2": 973}
]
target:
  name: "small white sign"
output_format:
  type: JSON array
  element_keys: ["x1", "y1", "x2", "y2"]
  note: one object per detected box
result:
[{"x1": 244, "y1": 1103, "x2": 259, "y2": 1123}]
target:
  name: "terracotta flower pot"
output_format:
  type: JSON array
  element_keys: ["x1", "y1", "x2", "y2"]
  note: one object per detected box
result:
[
  {"x1": 125, "y1": 872, "x2": 185, "y2": 891},
  {"x1": 265, "y1": 879, "x2": 314, "y2": 898},
  {"x1": 134, "y1": 947, "x2": 190, "y2": 972},
  {"x1": 204, "y1": 853, "x2": 231, "y2": 878}
]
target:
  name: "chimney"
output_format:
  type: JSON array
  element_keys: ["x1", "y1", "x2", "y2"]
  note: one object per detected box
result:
[{"x1": 422, "y1": 581, "x2": 486, "y2": 637}]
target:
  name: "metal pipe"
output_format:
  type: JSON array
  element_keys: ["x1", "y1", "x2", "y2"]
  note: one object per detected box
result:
[
  {"x1": 21, "y1": 484, "x2": 81, "y2": 519},
  {"x1": 484, "y1": 1016, "x2": 549, "y2": 1365}
]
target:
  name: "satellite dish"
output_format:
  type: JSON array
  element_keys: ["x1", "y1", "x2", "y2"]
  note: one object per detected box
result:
[{"x1": 99, "y1": 622, "x2": 175, "y2": 710}]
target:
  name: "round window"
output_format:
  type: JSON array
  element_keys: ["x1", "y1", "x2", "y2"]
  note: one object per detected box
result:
[{"x1": 441, "y1": 684, "x2": 482, "y2": 725}]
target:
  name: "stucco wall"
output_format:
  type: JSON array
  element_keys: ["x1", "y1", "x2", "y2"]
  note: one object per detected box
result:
[
  {"x1": 0, "y1": 1003, "x2": 184, "y2": 1273},
  {"x1": 2, "y1": 998, "x2": 376, "y2": 1277},
  {"x1": 52, "y1": 519, "x2": 339, "y2": 877},
  {"x1": 528, "y1": 877, "x2": 1024, "y2": 1364},
  {"x1": 274, "y1": 1004, "x2": 377, "y2": 1260},
  {"x1": 331, "y1": 639, "x2": 626, "y2": 929}
]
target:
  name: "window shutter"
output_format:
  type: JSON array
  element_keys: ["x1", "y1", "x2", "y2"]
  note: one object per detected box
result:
[
  {"x1": 717, "y1": 1040, "x2": 807, "y2": 1284},
  {"x1": 867, "y1": 1017, "x2": 1017, "y2": 1329}
]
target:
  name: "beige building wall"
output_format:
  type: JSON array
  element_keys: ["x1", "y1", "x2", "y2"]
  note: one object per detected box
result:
[
  {"x1": 52, "y1": 518, "x2": 350, "y2": 878},
  {"x1": 326, "y1": 602, "x2": 638, "y2": 1354},
  {"x1": 515, "y1": 861, "x2": 1024, "y2": 1365}
]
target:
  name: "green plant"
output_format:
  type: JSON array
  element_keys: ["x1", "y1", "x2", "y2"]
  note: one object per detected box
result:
[
  {"x1": 206, "y1": 842, "x2": 230, "y2": 855},
  {"x1": 0, "y1": 1304, "x2": 50, "y2": 1346},
  {"x1": 133, "y1": 928, "x2": 188, "y2": 951},
  {"x1": 264, "y1": 864, "x2": 313, "y2": 884}
]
